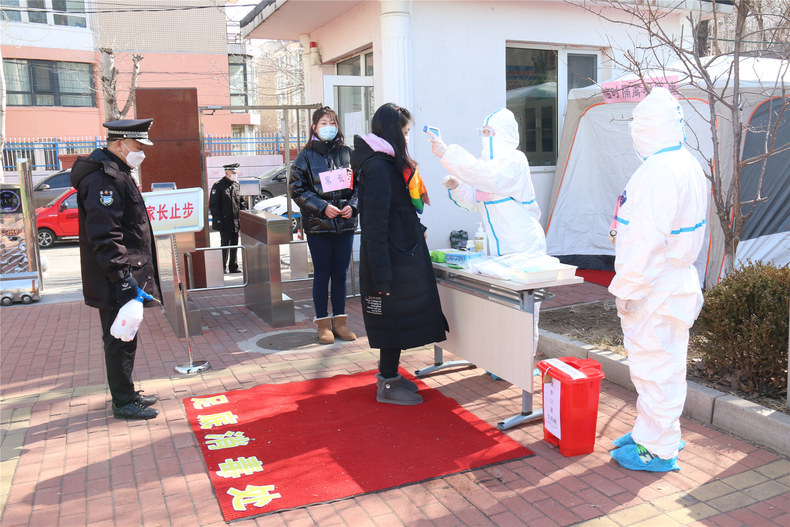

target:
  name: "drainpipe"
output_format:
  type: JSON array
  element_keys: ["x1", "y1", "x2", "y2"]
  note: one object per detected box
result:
[
  {"x1": 299, "y1": 33, "x2": 311, "y2": 104},
  {"x1": 380, "y1": 0, "x2": 412, "y2": 110}
]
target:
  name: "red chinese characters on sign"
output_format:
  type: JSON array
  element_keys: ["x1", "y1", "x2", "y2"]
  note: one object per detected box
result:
[
  {"x1": 141, "y1": 188, "x2": 204, "y2": 235},
  {"x1": 146, "y1": 201, "x2": 196, "y2": 222},
  {"x1": 600, "y1": 76, "x2": 680, "y2": 103}
]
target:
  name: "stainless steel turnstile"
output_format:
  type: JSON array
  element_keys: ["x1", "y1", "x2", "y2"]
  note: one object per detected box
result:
[{"x1": 239, "y1": 209, "x2": 295, "y2": 327}]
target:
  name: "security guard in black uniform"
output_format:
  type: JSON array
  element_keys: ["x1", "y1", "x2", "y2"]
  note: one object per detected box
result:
[
  {"x1": 209, "y1": 162, "x2": 247, "y2": 273},
  {"x1": 71, "y1": 118, "x2": 163, "y2": 420}
]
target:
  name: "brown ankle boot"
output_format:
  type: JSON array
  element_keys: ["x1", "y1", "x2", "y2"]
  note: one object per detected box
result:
[
  {"x1": 315, "y1": 317, "x2": 334, "y2": 344},
  {"x1": 331, "y1": 314, "x2": 357, "y2": 341}
]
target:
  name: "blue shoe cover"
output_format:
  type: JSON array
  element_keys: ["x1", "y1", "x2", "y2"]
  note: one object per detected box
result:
[
  {"x1": 533, "y1": 368, "x2": 541, "y2": 377},
  {"x1": 612, "y1": 432, "x2": 635, "y2": 448},
  {"x1": 611, "y1": 432, "x2": 686, "y2": 451},
  {"x1": 610, "y1": 444, "x2": 680, "y2": 472},
  {"x1": 485, "y1": 371, "x2": 502, "y2": 381}
]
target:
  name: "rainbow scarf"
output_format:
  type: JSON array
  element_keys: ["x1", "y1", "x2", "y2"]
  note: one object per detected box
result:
[{"x1": 404, "y1": 165, "x2": 430, "y2": 213}]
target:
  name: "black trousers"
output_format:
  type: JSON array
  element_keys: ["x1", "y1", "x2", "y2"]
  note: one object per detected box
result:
[
  {"x1": 220, "y1": 229, "x2": 240, "y2": 271},
  {"x1": 379, "y1": 348, "x2": 402, "y2": 378},
  {"x1": 99, "y1": 308, "x2": 138, "y2": 406}
]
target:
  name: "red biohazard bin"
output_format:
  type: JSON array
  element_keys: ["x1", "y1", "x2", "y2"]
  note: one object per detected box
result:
[{"x1": 536, "y1": 357, "x2": 605, "y2": 457}]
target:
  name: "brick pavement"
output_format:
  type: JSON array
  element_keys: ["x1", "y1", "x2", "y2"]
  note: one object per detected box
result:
[{"x1": 1, "y1": 280, "x2": 788, "y2": 527}]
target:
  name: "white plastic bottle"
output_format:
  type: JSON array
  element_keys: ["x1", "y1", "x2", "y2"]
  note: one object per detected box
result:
[
  {"x1": 474, "y1": 223, "x2": 486, "y2": 253},
  {"x1": 111, "y1": 287, "x2": 154, "y2": 342}
]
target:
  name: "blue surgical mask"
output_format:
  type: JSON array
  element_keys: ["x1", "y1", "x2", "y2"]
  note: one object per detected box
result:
[{"x1": 317, "y1": 125, "x2": 338, "y2": 141}]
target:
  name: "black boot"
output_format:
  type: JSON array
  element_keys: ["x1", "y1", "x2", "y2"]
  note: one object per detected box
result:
[{"x1": 376, "y1": 374, "x2": 423, "y2": 405}]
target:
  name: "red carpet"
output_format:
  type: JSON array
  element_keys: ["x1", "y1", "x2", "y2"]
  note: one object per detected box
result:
[
  {"x1": 575, "y1": 269, "x2": 615, "y2": 287},
  {"x1": 184, "y1": 369, "x2": 533, "y2": 521}
]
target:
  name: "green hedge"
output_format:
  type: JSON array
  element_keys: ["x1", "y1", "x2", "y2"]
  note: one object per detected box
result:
[{"x1": 694, "y1": 261, "x2": 789, "y2": 398}]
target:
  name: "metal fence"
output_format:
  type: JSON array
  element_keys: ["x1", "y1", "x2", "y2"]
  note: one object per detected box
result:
[
  {"x1": 3, "y1": 134, "x2": 308, "y2": 171},
  {"x1": 2, "y1": 137, "x2": 104, "y2": 171},
  {"x1": 203, "y1": 134, "x2": 307, "y2": 157}
]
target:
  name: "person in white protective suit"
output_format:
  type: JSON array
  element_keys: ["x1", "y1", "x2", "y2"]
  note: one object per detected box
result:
[
  {"x1": 608, "y1": 87, "x2": 708, "y2": 472},
  {"x1": 430, "y1": 108, "x2": 546, "y2": 257},
  {"x1": 430, "y1": 108, "x2": 546, "y2": 356}
]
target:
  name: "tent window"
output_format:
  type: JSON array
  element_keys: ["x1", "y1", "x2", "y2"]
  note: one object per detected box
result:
[{"x1": 506, "y1": 47, "x2": 558, "y2": 167}]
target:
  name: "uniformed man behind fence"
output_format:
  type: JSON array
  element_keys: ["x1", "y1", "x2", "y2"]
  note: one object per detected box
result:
[
  {"x1": 209, "y1": 162, "x2": 247, "y2": 273},
  {"x1": 70, "y1": 118, "x2": 163, "y2": 420}
]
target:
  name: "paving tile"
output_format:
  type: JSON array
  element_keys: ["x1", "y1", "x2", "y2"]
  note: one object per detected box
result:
[
  {"x1": 706, "y1": 490, "x2": 758, "y2": 513},
  {"x1": 754, "y1": 459, "x2": 790, "y2": 479},
  {"x1": 488, "y1": 510, "x2": 528, "y2": 526},
  {"x1": 742, "y1": 480, "x2": 790, "y2": 501},
  {"x1": 574, "y1": 517, "x2": 619, "y2": 527},
  {"x1": 665, "y1": 502, "x2": 719, "y2": 523},
  {"x1": 687, "y1": 480, "x2": 738, "y2": 501},
  {"x1": 719, "y1": 468, "x2": 770, "y2": 490},
  {"x1": 605, "y1": 502, "x2": 662, "y2": 525},
  {"x1": 2, "y1": 287, "x2": 789, "y2": 527},
  {"x1": 532, "y1": 498, "x2": 582, "y2": 526},
  {"x1": 631, "y1": 514, "x2": 682, "y2": 526}
]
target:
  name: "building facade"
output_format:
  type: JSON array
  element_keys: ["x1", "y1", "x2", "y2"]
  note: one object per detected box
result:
[
  {"x1": 2, "y1": 0, "x2": 257, "y2": 141},
  {"x1": 241, "y1": 0, "x2": 723, "y2": 247}
]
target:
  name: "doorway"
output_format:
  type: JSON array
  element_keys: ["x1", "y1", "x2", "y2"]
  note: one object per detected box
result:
[{"x1": 322, "y1": 75, "x2": 375, "y2": 139}]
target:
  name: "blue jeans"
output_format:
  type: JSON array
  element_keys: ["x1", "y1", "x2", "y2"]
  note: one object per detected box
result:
[{"x1": 306, "y1": 231, "x2": 354, "y2": 318}]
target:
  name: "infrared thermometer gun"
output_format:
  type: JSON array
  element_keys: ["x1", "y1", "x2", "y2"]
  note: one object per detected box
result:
[{"x1": 423, "y1": 125, "x2": 441, "y2": 142}]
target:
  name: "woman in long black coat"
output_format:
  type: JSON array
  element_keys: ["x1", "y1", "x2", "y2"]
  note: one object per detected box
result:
[{"x1": 350, "y1": 103, "x2": 447, "y2": 405}]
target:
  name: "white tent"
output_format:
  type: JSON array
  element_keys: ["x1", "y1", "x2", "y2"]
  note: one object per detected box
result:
[{"x1": 545, "y1": 56, "x2": 789, "y2": 287}]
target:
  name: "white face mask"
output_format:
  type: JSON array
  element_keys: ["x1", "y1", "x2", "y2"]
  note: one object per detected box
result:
[{"x1": 121, "y1": 141, "x2": 146, "y2": 169}]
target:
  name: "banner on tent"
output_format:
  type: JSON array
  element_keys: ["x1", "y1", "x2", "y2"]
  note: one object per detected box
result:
[{"x1": 601, "y1": 76, "x2": 679, "y2": 103}]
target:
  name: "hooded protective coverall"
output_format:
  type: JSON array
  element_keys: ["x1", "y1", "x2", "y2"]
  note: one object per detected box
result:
[
  {"x1": 608, "y1": 87, "x2": 708, "y2": 466},
  {"x1": 439, "y1": 108, "x2": 546, "y2": 257},
  {"x1": 437, "y1": 108, "x2": 546, "y2": 355}
]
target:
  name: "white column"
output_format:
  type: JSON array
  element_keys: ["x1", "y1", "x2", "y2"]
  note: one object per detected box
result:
[{"x1": 380, "y1": 0, "x2": 412, "y2": 110}]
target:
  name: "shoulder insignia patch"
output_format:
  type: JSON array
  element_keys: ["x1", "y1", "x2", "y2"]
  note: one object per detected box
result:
[
  {"x1": 211, "y1": 189, "x2": 217, "y2": 195},
  {"x1": 99, "y1": 189, "x2": 114, "y2": 206}
]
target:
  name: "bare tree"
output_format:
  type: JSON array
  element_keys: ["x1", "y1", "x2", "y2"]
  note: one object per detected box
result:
[
  {"x1": 576, "y1": 0, "x2": 789, "y2": 276},
  {"x1": 100, "y1": 47, "x2": 143, "y2": 122},
  {"x1": 0, "y1": 45, "x2": 7, "y2": 182}
]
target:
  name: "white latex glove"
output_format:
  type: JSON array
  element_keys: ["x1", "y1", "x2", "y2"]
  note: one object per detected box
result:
[
  {"x1": 431, "y1": 139, "x2": 447, "y2": 158},
  {"x1": 443, "y1": 175, "x2": 460, "y2": 189}
]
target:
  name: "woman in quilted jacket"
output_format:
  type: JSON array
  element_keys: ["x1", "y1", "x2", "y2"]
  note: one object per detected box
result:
[{"x1": 290, "y1": 106, "x2": 359, "y2": 344}]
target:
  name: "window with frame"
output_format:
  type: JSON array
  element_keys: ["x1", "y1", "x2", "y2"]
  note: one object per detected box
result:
[
  {"x1": 506, "y1": 46, "x2": 598, "y2": 166},
  {"x1": 1, "y1": 0, "x2": 86, "y2": 27},
  {"x1": 228, "y1": 55, "x2": 248, "y2": 107},
  {"x1": 336, "y1": 51, "x2": 373, "y2": 76},
  {"x1": 4, "y1": 59, "x2": 94, "y2": 107},
  {"x1": 1, "y1": 0, "x2": 22, "y2": 21}
]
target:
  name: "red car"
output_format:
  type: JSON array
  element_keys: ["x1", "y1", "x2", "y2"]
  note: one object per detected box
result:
[{"x1": 36, "y1": 188, "x2": 78, "y2": 248}]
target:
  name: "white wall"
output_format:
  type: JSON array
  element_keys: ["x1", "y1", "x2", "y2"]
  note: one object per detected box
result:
[
  {"x1": 302, "y1": 0, "x2": 687, "y2": 250},
  {"x1": 1, "y1": 22, "x2": 94, "y2": 50}
]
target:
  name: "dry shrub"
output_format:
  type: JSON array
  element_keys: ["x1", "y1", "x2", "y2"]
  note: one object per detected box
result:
[{"x1": 694, "y1": 261, "x2": 789, "y2": 398}]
